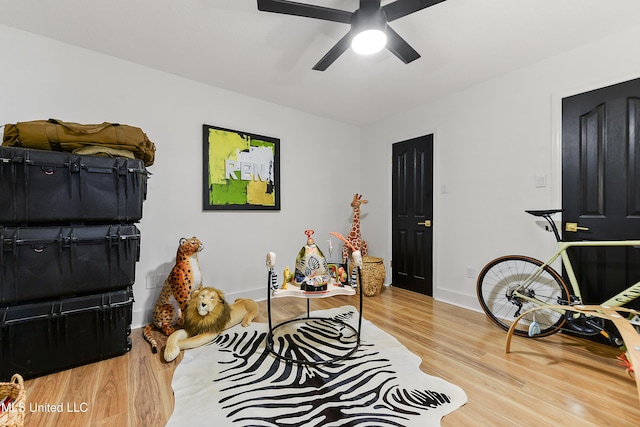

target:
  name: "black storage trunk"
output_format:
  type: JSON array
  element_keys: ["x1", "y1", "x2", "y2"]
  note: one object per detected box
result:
[
  {"x1": 0, "y1": 287, "x2": 133, "y2": 380},
  {"x1": 0, "y1": 146, "x2": 148, "y2": 225},
  {"x1": 0, "y1": 224, "x2": 140, "y2": 305}
]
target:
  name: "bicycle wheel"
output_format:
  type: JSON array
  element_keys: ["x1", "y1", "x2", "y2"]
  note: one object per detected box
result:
[{"x1": 476, "y1": 255, "x2": 570, "y2": 337}]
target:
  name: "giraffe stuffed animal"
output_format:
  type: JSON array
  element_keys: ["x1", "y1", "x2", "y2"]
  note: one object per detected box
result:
[{"x1": 342, "y1": 193, "x2": 368, "y2": 263}]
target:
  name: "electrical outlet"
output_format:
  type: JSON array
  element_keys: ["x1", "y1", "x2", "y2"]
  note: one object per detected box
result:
[
  {"x1": 145, "y1": 275, "x2": 156, "y2": 289},
  {"x1": 466, "y1": 267, "x2": 475, "y2": 279},
  {"x1": 146, "y1": 274, "x2": 165, "y2": 289}
]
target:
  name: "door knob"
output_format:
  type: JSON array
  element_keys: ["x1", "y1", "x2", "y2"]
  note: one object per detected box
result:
[
  {"x1": 417, "y1": 220, "x2": 432, "y2": 227},
  {"x1": 565, "y1": 222, "x2": 589, "y2": 232}
]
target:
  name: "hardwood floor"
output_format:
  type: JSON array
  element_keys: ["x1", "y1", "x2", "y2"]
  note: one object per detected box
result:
[{"x1": 21, "y1": 286, "x2": 640, "y2": 426}]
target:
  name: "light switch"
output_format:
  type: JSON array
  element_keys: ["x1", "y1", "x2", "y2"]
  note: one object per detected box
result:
[{"x1": 535, "y1": 174, "x2": 547, "y2": 188}]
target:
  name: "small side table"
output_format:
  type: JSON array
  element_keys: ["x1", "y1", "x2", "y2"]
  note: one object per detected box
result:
[{"x1": 265, "y1": 269, "x2": 363, "y2": 365}]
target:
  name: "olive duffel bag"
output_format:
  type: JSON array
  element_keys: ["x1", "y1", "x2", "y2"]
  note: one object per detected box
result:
[{"x1": 2, "y1": 118, "x2": 156, "y2": 166}]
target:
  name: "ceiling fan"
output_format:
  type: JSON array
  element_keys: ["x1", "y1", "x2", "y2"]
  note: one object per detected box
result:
[{"x1": 257, "y1": 0, "x2": 447, "y2": 71}]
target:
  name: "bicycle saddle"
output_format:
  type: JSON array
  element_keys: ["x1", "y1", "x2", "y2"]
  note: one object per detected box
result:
[{"x1": 525, "y1": 209, "x2": 563, "y2": 217}]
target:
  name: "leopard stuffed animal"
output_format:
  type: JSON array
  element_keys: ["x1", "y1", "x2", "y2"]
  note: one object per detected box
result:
[{"x1": 143, "y1": 237, "x2": 204, "y2": 353}]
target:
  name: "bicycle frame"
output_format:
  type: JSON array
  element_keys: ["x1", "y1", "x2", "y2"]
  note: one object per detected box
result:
[{"x1": 514, "y1": 239, "x2": 640, "y2": 308}]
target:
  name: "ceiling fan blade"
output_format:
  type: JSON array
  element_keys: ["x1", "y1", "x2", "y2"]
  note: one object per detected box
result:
[
  {"x1": 257, "y1": 0, "x2": 352, "y2": 24},
  {"x1": 385, "y1": 25, "x2": 420, "y2": 64},
  {"x1": 312, "y1": 31, "x2": 352, "y2": 71},
  {"x1": 382, "y1": 0, "x2": 447, "y2": 22}
]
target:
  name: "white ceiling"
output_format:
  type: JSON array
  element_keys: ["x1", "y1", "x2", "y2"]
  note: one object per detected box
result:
[{"x1": 1, "y1": 0, "x2": 640, "y2": 126}]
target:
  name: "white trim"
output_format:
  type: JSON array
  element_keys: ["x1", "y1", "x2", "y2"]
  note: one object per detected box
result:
[{"x1": 432, "y1": 287, "x2": 482, "y2": 314}]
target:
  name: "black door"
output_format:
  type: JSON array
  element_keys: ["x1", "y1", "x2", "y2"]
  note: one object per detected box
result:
[
  {"x1": 391, "y1": 135, "x2": 434, "y2": 295},
  {"x1": 562, "y1": 77, "x2": 640, "y2": 309}
]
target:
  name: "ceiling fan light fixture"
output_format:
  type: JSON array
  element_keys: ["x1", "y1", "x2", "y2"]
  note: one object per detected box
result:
[
  {"x1": 256, "y1": 0, "x2": 440, "y2": 70},
  {"x1": 352, "y1": 29, "x2": 387, "y2": 55},
  {"x1": 350, "y1": 6, "x2": 388, "y2": 56}
]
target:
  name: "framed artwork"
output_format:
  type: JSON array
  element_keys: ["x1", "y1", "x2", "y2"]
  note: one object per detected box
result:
[{"x1": 203, "y1": 124, "x2": 280, "y2": 211}]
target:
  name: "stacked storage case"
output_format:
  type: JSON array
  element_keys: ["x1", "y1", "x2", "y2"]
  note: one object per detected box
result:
[{"x1": 0, "y1": 146, "x2": 147, "y2": 380}]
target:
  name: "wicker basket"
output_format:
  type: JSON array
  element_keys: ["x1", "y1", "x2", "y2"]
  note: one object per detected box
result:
[
  {"x1": 361, "y1": 256, "x2": 386, "y2": 297},
  {"x1": 0, "y1": 374, "x2": 26, "y2": 427}
]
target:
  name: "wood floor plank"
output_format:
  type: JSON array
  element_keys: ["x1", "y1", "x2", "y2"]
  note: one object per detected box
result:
[
  {"x1": 23, "y1": 369, "x2": 73, "y2": 427},
  {"x1": 18, "y1": 286, "x2": 640, "y2": 426},
  {"x1": 90, "y1": 356, "x2": 128, "y2": 424}
]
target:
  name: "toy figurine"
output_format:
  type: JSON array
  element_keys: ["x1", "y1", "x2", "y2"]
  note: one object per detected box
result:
[
  {"x1": 282, "y1": 266, "x2": 293, "y2": 289},
  {"x1": 294, "y1": 230, "x2": 331, "y2": 292},
  {"x1": 330, "y1": 231, "x2": 363, "y2": 289},
  {"x1": 266, "y1": 252, "x2": 278, "y2": 291}
]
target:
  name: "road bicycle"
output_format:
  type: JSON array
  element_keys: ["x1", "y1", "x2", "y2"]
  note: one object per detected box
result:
[{"x1": 476, "y1": 209, "x2": 640, "y2": 342}]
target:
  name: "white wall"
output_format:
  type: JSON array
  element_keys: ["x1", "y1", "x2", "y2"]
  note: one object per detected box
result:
[
  {"x1": 4, "y1": 21, "x2": 640, "y2": 326},
  {"x1": 361, "y1": 24, "x2": 640, "y2": 311},
  {"x1": 0, "y1": 25, "x2": 361, "y2": 328}
]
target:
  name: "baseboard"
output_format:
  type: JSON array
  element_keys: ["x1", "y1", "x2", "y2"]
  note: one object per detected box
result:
[{"x1": 433, "y1": 287, "x2": 483, "y2": 314}]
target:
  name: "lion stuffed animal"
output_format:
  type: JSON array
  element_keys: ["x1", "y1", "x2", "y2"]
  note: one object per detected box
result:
[{"x1": 164, "y1": 286, "x2": 259, "y2": 362}]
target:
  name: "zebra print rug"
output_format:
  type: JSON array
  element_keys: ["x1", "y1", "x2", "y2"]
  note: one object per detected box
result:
[{"x1": 167, "y1": 306, "x2": 467, "y2": 427}]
